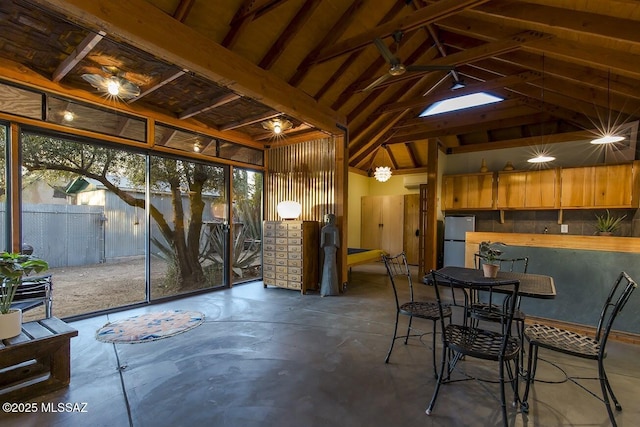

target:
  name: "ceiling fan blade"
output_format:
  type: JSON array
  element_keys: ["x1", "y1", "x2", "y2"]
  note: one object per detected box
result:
[
  {"x1": 119, "y1": 79, "x2": 141, "y2": 99},
  {"x1": 362, "y1": 73, "x2": 393, "y2": 92},
  {"x1": 373, "y1": 38, "x2": 400, "y2": 66},
  {"x1": 81, "y1": 73, "x2": 106, "y2": 89},
  {"x1": 405, "y1": 64, "x2": 455, "y2": 72}
]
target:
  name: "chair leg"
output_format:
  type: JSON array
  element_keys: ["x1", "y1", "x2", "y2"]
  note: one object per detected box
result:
[
  {"x1": 521, "y1": 342, "x2": 537, "y2": 412},
  {"x1": 601, "y1": 367, "x2": 622, "y2": 411},
  {"x1": 404, "y1": 316, "x2": 413, "y2": 345},
  {"x1": 384, "y1": 312, "x2": 400, "y2": 363},
  {"x1": 430, "y1": 319, "x2": 438, "y2": 378},
  {"x1": 425, "y1": 341, "x2": 448, "y2": 415},
  {"x1": 499, "y1": 357, "x2": 508, "y2": 427},
  {"x1": 599, "y1": 360, "x2": 620, "y2": 427}
]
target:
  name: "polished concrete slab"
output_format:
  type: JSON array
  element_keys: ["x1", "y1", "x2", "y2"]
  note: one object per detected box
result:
[{"x1": 1, "y1": 264, "x2": 639, "y2": 426}]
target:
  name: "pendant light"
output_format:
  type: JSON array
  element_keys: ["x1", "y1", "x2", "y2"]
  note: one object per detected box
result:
[
  {"x1": 528, "y1": 54, "x2": 555, "y2": 164},
  {"x1": 590, "y1": 70, "x2": 625, "y2": 144},
  {"x1": 373, "y1": 145, "x2": 393, "y2": 182}
]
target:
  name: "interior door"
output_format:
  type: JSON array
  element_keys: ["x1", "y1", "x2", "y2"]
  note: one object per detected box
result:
[{"x1": 403, "y1": 194, "x2": 420, "y2": 264}]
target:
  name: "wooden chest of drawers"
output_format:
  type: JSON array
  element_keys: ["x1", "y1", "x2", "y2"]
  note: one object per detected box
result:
[{"x1": 263, "y1": 220, "x2": 319, "y2": 294}]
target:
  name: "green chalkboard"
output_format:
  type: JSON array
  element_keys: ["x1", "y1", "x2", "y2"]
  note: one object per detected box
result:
[{"x1": 502, "y1": 246, "x2": 640, "y2": 334}]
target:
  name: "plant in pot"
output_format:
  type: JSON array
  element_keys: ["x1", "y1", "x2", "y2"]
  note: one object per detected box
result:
[
  {"x1": 594, "y1": 210, "x2": 626, "y2": 236},
  {"x1": 478, "y1": 241, "x2": 504, "y2": 278},
  {"x1": 0, "y1": 252, "x2": 49, "y2": 339}
]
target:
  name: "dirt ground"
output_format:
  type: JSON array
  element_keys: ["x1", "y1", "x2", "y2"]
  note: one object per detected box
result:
[{"x1": 21, "y1": 257, "x2": 247, "y2": 321}]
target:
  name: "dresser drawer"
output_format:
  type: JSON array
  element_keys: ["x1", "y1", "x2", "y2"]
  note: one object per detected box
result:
[
  {"x1": 288, "y1": 238, "x2": 302, "y2": 245},
  {"x1": 263, "y1": 263, "x2": 275, "y2": 272},
  {"x1": 288, "y1": 259, "x2": 302, "y2": 267},
  {"x1": 276, "y1": 223, "x2": 288, "y2": 231},
  {"x1": 275, "y1": 245, "x2": 288, "y2": 252},
  {"x1": 288, "y1": 274, "x2": 302, "y2": 282},
  {"x1": 263, "y1": 256, "x2": 275, "y2": 265},
  {"x1": 276, "y1": 237, "x2": 288, "y2": 245},
  {"x1": 263, "y1": 243, "x2": 276, "y2": 251},
  {"x1": 263, "y1": 251, "x2": 275, "y2": 258},
  {"x1": 288, "y1": 252, "x2": 302, "y2": 260},
  {"x1": 276, "y1": 265, "x2": 287, "y2": 273},
  {"x1": 288, "y1": 266, "x2": 302, "y2": 275},
  {"x1": 288, "y1": 229, "x2": 303, "y2": 238},
  {"x1": 288, "y1": 245, "x2": 302, "y2": 253},
  {"x1": 287, "y1": 222, "x2": 303, "y2": 230},
  {"x1": 264, "y1": 237, "x2": 276, "y2": 245},
  {"x1": 263, "y1": 271, "x2": 275, "y2": 279}
]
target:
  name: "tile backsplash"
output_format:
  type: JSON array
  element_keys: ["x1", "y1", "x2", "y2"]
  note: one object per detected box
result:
[{"x1": 474, "y1": 209, "x2": 638, "y2": 237}]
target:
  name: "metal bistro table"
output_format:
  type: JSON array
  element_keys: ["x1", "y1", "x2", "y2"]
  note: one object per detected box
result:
[
  {"x1": 425, "y1": 266, "x2": 556, "y2": 300},
  {"x1": 424, "y1": 266, "x2": 556, "y2": 376}
]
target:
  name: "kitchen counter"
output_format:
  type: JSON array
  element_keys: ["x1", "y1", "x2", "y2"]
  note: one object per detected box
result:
[{"x1": 464, "y1": 232, "x2": 640, "y2": 337}]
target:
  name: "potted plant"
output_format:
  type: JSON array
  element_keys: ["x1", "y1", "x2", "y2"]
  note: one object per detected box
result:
[
  {"x1": 0, "y1": 252, "x2": 49, "y2": 339},
  {"x1": 478, "y1": 241, "x2": 504, "y2": 278},
  {"x1": 595, "y1": 210, "x2": 626, "y2": 236}
]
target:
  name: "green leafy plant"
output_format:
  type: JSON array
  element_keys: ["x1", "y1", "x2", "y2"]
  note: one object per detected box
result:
[
  {"x1": 0, "y1": 252, "x2": 49, "y2": 314},
  {"x1": 478, "y1": 241, "x2": 505, "y2": 265},
  {"x1": 595, "y1": 210, "x2": 626, "y2": 234}
]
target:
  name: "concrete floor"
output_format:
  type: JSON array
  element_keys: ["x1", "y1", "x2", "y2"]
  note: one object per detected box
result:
[{"x1": 2, "y1": 264, "x2": 639, "y2": 427}]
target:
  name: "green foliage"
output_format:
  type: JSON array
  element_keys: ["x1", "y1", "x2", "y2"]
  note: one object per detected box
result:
[
  {"x1": 204, "y1": 225, "x2": 261, "y2": 278},
  {"x1": 0, "y1": 252, "x2": 49, "y2": 314},
  {"x1": 595, "y1": 210, "x2": 626, "y2": 233},
  {"x1": 478, "y1": 241, "x2": 505, "y2": 264}
]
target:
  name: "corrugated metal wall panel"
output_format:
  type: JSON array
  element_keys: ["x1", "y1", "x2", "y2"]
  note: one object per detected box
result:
[{"x1": 265, "y1": 138, "x2": 336, "y2": 223}]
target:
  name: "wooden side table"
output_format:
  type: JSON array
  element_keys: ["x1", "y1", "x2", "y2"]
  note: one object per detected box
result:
[{"x1": 0, "y1": 317, "x2": 78, "y2": 401}]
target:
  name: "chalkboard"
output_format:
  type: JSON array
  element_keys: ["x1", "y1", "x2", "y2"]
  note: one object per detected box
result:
[{"x1": 502, "y1": 246, "x2": 640, "y2": 334}]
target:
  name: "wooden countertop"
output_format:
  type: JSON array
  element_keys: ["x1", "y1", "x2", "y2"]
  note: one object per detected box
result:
[{"x1": 464, "y1": 232, "x2": 640, "y2": 267}]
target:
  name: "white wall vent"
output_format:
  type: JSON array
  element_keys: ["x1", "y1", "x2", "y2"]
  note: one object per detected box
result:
[{"x1": 403, "y1": 175, "x2": 427, "y2": 189}]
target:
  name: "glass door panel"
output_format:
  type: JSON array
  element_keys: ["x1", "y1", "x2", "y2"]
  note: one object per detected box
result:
[
  {"x1": 149, "y1": 155, "x2": 227, "y2": 299},
  {"x1": 232, "y1": 168, "x2": 262, "y2": 285}
]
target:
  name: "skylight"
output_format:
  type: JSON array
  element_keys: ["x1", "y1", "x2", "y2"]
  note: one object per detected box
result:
[{"x1": 419, "y1": 92, "x2": 504, "y2": 117}]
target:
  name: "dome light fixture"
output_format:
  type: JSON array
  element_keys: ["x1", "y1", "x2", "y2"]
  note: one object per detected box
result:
[
  {"x1": 527, "y1": 154, "x2": 556, "y2": 164},
  {"x1": 262, "y1": 117, "x2": 293, "y2": 135}
]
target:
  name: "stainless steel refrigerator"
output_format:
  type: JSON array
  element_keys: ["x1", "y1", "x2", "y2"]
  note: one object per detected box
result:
[{"x1": 443, "y1": 215, "x2": 475, "y2": 267}]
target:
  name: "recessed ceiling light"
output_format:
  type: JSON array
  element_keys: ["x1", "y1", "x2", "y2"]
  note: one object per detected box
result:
[{"x1": 420, "y1": 92, "x2": 503, "y2": 117}]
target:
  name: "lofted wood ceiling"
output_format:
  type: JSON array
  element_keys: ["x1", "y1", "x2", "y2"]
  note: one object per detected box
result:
[{"x1": 1, "y1": 0, "x2": 639, "y2": 175}]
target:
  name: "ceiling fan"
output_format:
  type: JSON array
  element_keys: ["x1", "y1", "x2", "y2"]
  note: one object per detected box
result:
[
  {"x1": 363, "y1": 31, "x2": 455, "y2": 92},
  {"x1": 81, "y1": 66, "x2": 141, "y2": 100}
]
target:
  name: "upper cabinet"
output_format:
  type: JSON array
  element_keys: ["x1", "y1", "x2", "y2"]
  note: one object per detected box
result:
[
  {"x1": 561, "y1": 163, "x2": 637, "y2": 208},
  {"x1": 442, "y1": 172, "x2": 494, "y2": 210},
  {"x1": 441, "y1": 161, "x2": 638, "y2": 212},
  {"x1": 497, "y1": 169, "x2": 559, "y2": 209}
]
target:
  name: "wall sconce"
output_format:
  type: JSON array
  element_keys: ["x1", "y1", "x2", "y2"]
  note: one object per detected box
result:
[
  {"x1": 277, "y1": 200, "x2": 302, "y2": 220},
  {"x1": 262, "y1": 118, "x2": 292, "y2": 135}
]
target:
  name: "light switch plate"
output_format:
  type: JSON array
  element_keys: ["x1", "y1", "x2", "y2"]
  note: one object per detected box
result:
[{"x1": 561, "y1": 224, "x2": 568, "y2": 233}]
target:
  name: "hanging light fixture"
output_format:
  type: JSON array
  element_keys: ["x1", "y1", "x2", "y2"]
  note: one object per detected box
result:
[
  {"x1": 81, "y1": 66, "x2": 141, "y2": 100},
  {"x1": 528, "y1": 54, "x2": 555, "y2": 164},
  {"x1": 261, "y1": 117, "x2": 293, "y2": 135},
  {"x1": 590, "y1": 70, "x2": 625, "y2": 144},
  {"x1": 373, "y1": 145, "x2": 393, "y2": 182}
]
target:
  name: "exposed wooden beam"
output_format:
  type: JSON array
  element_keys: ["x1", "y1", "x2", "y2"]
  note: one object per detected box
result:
[
  {"x1": 290, "y1": 0, "x2": 366, "y2": 85},
  {"x1": 375, "y1": 70, "x2": 541, "y2": 115},
  {"x1": 223, "y1": 0, "x2": 288, "y2": 49},
  {"x1": 258, "y1": 0, "x2": 322, "y2": 70},
  {"x1": 172, "y1": 0, "x2": 195, "y2": 22},
  {"x1": 178, "y1": 93, "x2": 242, "y2": 120},
  {"x1": 219, "y1": 111, "x2": 281, "y2": 132},
  {"x1": 52, "y1": 30, "x2": 106, "y2": 82},
  {"x1": 36, "y1": 0, "x2": 346, "y2": 134},
  {"x1": 129, "y1": 69, "x2": 188, "y2": 104},
  {"x1": 351, "y1": 30, "x2": 551, "y2": 92},
  {"x1": 310, "y1": 0, "x2": 490, "y2": 65},
  {"x1": 446, "y1": 130, "x2": 594, "y2": 154}
]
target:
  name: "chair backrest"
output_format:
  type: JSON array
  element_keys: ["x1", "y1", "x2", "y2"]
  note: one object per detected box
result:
[
  {"x1": 595, "y1": 271, "x2": 637, "y2": 352},
  {"x1": 382, "y1": 252, "x2": 414, "y2": 309},
  {"x1": 430, "y1": 269, "x2": 520, "y2": 346},
  {"x1": 474, "y1": 253, "x2": 529, "y2": 273}
]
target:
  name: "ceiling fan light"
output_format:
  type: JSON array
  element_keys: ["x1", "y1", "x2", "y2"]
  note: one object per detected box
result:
[
  {"x1": 262, "y1": 118, "x2": 292, "y2": 135},
  {"x1": 374, "y1": 166, "x2": 392, "y2": 182},
  {"x1": 590, "y1": 134, "x2": 625, "y2": 144},
  {"x1": 106, "y1": 77, "x2": 121, "y2": 96}
]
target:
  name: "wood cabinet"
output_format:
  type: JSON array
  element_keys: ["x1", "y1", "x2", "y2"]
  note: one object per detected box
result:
[
  {"x1": 496, "y1": 169, "x2": 558, "y2": 209},
  {"x1": 361, "y1": 195, "x2": 404, "y2": 256},
  {"x1": 263, "y1": 220, "x2": 319, "y2": 294},
  {"x1": 442, "y1": 172, "x2": 494, "y2": 210},
  {"x1": 561, "y1": 163, "x2": 635, "y2": 208}
]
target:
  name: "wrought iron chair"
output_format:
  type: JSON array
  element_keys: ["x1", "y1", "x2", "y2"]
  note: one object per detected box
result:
[
  {"x1": 521, "y1": 271, "x2": 637, "y2": 427},
  {"x1": 10, "y1": 274, "x2": 53, "y2": 318},
  {"x1": 427, "y1": 269, "x2": 521, "y2": 427},
  {"x1": 474, "y1": 254, "x2": 529, "y2": 367},
  {"x1": 382, "y1": 252, "x2": 451, "y2": 378}
]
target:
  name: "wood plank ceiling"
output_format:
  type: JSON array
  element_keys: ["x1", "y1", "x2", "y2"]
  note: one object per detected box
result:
[{"x1": 1, "y1": 0, "x2": 639, "y2": 175}]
